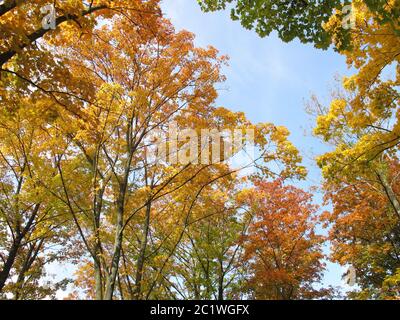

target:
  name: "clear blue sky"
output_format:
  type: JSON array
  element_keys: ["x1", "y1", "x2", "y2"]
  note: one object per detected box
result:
[{"x1": 161, "y1": 0, "x2": 353, "y2": 290}]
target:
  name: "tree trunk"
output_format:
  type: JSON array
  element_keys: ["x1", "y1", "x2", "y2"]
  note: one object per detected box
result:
[
  {"x1": 376, "y1": 170, "x2": 400, "y2": 217},
  {"x1": 0, "y1": 237, "x2": 22, "y2": 292},
  {"x1": 104, "y1": 187, "x2": 125, "y2": 300},
  {"x1": 94, "y1": 258, "x2": 103, "y2": 300},
  {"x1": 218, "y1": 258, "x2": 224, "y2": 300},
  {"x1": 134, "y1": 201, "x2": 152, "y2": 300}
]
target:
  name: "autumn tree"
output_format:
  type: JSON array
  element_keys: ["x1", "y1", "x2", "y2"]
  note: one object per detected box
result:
[
  {"x1": 112, "y1": 167, "x2": 242, "y2": 300},
  {"x1": 44, "y1": 14, "x2": 226, "y2": 300},
  {"x1": 240, "y1": 179, "x2": 328, "y2": 300},
  {"x1": 310, "y1": 85, "x2": 400, "y2": 299},
  {"x1": 172, "y1": 178, "x2": 249, "y2": 300},
  {"x1": 0, "y1": 99, "x2": 71, "y2": 299},
  {"x1": 310, "y1": 1, "x2": 400, "y2": 299},
  {"x1": 321, "y1": 160, "x2": 400, "y2": 299}
]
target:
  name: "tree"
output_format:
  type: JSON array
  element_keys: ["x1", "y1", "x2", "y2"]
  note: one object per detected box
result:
[
  {"x1": 321, "y1": 159, "x2": 400, "y2": 299},
  {"x1": 310, "y1": 83, "x2": 400, "y2": 299},
  {"x1": 198, "y1": 0, "x2": 342, "y2": 49},
  {"x1": 173, "y1": 178, "x2": 249, "y2": 300},
  {"x1": 240, "y1": 179, "x2": 329, "y2": 300},
  {"x1": 311, "y1": 2, "x2": 400, "y2": 298},
  {"x1": 0, "y1": 98, "x2": 70, "y2": 298},
  {"x1": 197, "y1": 0, "x2": 400, "y2": 50}
]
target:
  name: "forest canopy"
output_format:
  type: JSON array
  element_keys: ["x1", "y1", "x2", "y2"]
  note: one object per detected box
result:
[{"x1": 0, "y1": 0, "x2": 399, "y2": 300}]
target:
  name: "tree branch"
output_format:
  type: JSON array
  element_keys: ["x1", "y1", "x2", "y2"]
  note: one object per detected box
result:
[{"x1": 0, "y1": 4, "x2": 108, "y2": 67}]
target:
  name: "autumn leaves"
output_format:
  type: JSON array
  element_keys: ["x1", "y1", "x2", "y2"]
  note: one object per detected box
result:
[
  {"x1": 0, "y1": 0, "x2": 399, "y2": 300},
  {"x1": 312, "y1": 1, "x2": 400, "y2": 299}
]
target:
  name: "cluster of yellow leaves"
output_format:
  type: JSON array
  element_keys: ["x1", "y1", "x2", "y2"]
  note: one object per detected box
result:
[{"x1": 316, "y1": 1, "x2": 400, "y2": 181}]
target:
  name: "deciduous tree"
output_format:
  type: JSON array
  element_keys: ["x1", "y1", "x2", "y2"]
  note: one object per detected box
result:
[{"x1": 240, "y1": 179, "x2": 329, "y2": 300}]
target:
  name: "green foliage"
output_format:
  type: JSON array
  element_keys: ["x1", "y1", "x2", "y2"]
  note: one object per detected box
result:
[{"x1": 198, "y1": 0, "x2": 345, "y2": 49}]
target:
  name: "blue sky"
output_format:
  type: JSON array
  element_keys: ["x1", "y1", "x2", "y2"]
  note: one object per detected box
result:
[{"x1": 161, "y1": 0, "x2": 353, "y2": 290}]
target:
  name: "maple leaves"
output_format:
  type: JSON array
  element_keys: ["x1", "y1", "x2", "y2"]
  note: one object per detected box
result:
[
  {"x1": 239, "y1": 179, "x2": 329, "y2": 300},
  {"x1": 0, "y1": 1, "x2": 162, "y2": 124}
]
